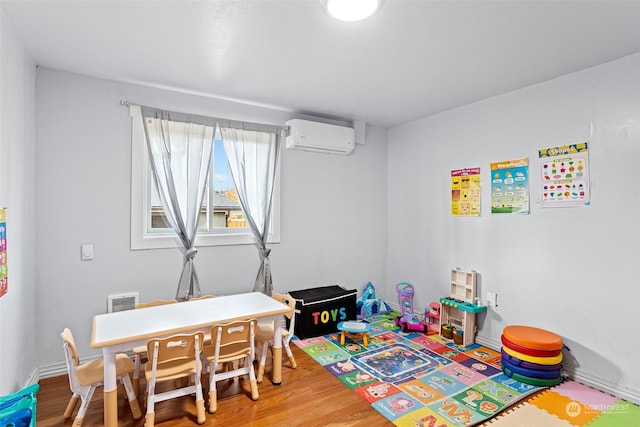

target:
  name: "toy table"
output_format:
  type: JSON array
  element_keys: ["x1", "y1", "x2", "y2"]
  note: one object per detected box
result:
[{"x1": 337, "y1": 321, "x2": 371, "y2": 347}]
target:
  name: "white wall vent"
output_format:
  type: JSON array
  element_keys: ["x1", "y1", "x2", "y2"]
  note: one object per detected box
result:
[
  {"x1": 286, "y1": 119, "x2": 355, "y2": 155},
  {"x1": 107, "y1": 292, "x2": 139, "y2": 313}
]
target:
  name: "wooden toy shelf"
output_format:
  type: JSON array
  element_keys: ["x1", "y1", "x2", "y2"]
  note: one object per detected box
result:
[
  {"x1": 439, "y1": 268, "x2": 487, "y2": 347},
  {"x1": 450, "y1": 268, "x2": 476, "y2": 301}
]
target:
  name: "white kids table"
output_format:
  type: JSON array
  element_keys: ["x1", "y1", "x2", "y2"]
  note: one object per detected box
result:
[{"x1": 91, "y1": 292, "x2": 290, "y2": 427}]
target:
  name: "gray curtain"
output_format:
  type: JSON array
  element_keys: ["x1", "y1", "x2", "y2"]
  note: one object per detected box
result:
[
  {"x1": 219, "y1": 120, "x2": 282, "y2": 295},
  {"x1": 140, "y1": 106, "x2": 216, "y2": 301}
]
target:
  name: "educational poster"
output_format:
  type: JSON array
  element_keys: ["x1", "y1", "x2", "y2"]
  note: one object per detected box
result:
[
  {"x1": 490, "y1": 158, "x2": 529, "y2": 214},
  {"x1": 0, "y1": 208, "x2": 7, "y2": 299},
  {"x1": 451, "y1": 168, "x2": 481, "y2": 216},
  {"x1": 538, "y1": 142, "x2": 590, "y2": 208}
]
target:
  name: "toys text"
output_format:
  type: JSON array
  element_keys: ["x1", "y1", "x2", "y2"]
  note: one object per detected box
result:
[{"x1": 311, "y1": 307, "x2": 347, "y2": 325}]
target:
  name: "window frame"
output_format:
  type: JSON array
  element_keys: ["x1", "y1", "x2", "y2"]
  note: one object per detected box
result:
[{"x1": 129, "y1": 106, "x2": 281, "y2": 250}]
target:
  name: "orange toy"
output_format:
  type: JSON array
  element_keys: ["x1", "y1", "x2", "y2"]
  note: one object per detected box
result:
[
  {"x1": 501, "y1": 334, "x2": 562, "y2": 357},
  {"x1": 503, "y1": 325, "x2": 563, "y2": 352}
]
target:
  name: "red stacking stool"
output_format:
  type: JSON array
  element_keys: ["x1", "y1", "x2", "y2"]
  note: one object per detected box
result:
[{"x1": 500, "y1": 325, "x2": 564, "y2": 386}]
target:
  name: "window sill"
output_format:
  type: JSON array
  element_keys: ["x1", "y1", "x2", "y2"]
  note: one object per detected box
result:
[{"x1": 130, "y1": 231, "x2": 280, "y2": 250}]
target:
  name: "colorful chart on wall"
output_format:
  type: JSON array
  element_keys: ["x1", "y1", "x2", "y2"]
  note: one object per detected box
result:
[
  {"x1": 0, "y1": 208, "x2": 7, "y2": 299},
  {"x1": 490, "y1": 158, "x2": 529, "y2": 214},
  {"x1": 451, "y1": 167, "x2": 481, "y2": 216},
  {"x1": 538, "y1": 142, "x2": 590, "y2": 208}
]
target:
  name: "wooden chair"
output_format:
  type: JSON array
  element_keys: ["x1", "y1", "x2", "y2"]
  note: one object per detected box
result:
[
  {"x1": 60, "y1": 328, "x2": 142, "y2": 426},
  {"x1": 144, "y1": 332, "x2": 206, "y2": 427},
  {"x1": 131, "y1": 298, "x2": 178, "y2": 396},
  {"x1": 255, "y1": 293, "x2": 298, "y2": 383},
  {"x1": 202, "y1": 319, "x2": 259, "y2": 413}
]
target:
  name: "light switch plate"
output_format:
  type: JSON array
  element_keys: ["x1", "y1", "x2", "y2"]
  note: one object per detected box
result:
[{"x1": 81, "y1": 243, "x2": 94, "y2": 260}]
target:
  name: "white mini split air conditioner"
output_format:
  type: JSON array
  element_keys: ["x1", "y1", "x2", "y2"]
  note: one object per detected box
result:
[{"x1": 285, "y1": 119, "x2": 355, "y2": 155}]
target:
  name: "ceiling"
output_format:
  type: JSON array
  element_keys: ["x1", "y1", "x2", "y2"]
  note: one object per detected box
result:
[{"x1": 2, "y1": 0, "x2": 640, "y2": 128}]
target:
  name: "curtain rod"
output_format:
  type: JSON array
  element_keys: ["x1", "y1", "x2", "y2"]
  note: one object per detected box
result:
[{"x1": 120, "y1": 99, "x2": 286, "y2": 132}]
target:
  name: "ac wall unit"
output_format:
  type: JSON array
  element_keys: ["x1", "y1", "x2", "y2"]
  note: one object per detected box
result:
[
  {"x1": 286, "y1": 119, "x2": 355, "y2": 155},
  {"x1": 107, "y1": 292, "x2": 139, "y2": 313}
]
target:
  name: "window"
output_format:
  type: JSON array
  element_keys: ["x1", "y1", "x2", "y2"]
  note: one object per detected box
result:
[{"x1": 130, "y1": 106, "x2": 280, "y2": 250}]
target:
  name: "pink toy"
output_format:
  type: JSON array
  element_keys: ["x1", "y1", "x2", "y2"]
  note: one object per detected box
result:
[
  {"x1": 425, "y1": 302, "x2": 441, "y2": 334},
  {"x1": 394, "y1": 282, "x2": 427, "y2": 333}
]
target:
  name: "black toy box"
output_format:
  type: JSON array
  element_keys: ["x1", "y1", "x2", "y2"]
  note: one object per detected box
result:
[{"x1": 288, "y1": 285, "x2": 357, "y2": 339}]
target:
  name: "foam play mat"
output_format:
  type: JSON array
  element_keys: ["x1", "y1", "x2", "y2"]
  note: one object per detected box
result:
[
  {"x1": 294, "y1": 313, "x2": 639, "y2": 426},
  {"x1": 295, "y1": 313, "x2": 545, "y2": 426}
]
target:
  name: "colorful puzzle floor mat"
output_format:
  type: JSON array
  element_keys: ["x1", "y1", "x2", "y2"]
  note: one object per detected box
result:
[
  {"x1": 294, "y1": 313, "x2": 639, "y2": 426},
  {"x1": 479, "y1": 379, "x2": 640, "y2": 427}
]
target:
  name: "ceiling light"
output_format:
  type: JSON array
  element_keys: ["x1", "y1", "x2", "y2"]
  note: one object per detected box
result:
[{"x1": 321, "y1": 0, "x2": 384, "y2": 22}]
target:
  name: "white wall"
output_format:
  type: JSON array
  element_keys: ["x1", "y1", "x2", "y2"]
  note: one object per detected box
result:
[
  {"x1": 0, "y1": 8, "x2": 37, "y2": 394},
  {"x1": 387, "y1": 53, "x2": 640, "y2": 401},
  {"x1": 34, "y1": 69, "x2": 388, "y2": 368}
]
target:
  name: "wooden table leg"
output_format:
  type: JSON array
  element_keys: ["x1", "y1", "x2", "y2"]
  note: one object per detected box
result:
[
  {"x1": 272, "y1": 347, "x2": 282, "y2": 385},
  {"x1": 103, "y1": 351, "x2": 118, "y2": 427},
  {"x1": 104, "y1": 388, "x2": 117, "y2": 427},
  {"x1": 272, "y1": 317, "x2": 283, "y2": 385}
]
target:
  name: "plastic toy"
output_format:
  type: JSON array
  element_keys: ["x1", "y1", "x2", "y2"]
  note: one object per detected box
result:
[
  {"x1": 356, "y1": 282, "x2": 391, "y2": 319},
  {"x1": 337, "y1": 321, "x2": 372, "y2": 347},
  {"x1": 425, "y1": 302, "x2": 440, "y2": 334},
  {"x1": 439, "y1": 268, "x2": 486, "y2": 346},
  {"x1": 394, "y1": 282, "x2": 427, "y2": 333}
]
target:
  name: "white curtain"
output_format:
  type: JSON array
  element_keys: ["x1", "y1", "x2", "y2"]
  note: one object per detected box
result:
[
  {"x1": 140, "y1": 106, "x2": 216, "y2": 301},
  {"x1": 220, "y1": 121, "x2": 282, "y2": 295}
]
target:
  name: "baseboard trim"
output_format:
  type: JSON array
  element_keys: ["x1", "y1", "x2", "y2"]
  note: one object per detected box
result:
[
  {"x1": 475, "y1": 334, "x2": 501, "y2": 351},
  {"x1": 25, "y1": 368, "x2": 40, "y2": 387},
  {"x1": 570, "y1": 368, "x2": 640, "y2": 406},
  {"x1": 37, "y1": 362, "x2": 68, "y2": 380}
]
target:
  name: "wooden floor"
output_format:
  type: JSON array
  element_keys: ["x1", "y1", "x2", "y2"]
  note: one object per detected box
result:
[{"x1": 36, "y1": 344, "x2": 390, "y2": 426}]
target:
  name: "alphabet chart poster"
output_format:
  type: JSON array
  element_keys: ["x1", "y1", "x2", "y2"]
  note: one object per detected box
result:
[
  {"x1": 490, "y1": 158, "x2": 529, "y2": 214},
  {"x1": 538, "y1": 142, "x2": 590, "y2": 208},
  {"x1": 451, "y1": 167, "x2": 481, "y2": 216},
  {"x1": 0, "y1": 208, "x2": 7, "y2": 299}
]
